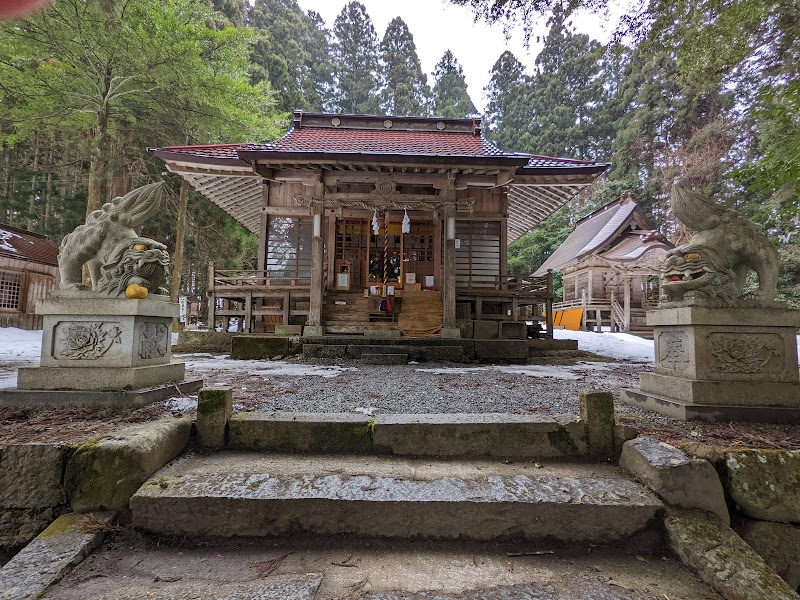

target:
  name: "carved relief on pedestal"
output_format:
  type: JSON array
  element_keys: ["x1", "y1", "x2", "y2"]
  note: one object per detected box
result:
[
  {"x1": 139, "y1": 323, "x2": 169, "y2": 359},
  {"x1": 54, "y1": 322, "x2": 122, "y2": 360},
  {"x1": 657, "y1": 332, "x2": 690, "y2": 373},
  {"x1": 709, "y1": 333, "x2": 783, "y2": 374}
]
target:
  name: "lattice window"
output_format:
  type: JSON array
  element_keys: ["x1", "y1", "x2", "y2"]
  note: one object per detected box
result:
[
  {"x1": 266, "y1": 216, "x2": 312, "y2": 281},
  {"x1": 0, "y1": 270, "x2": 22, "y2": 311},
  {"x1": 455, "y1": 220, "x2": 501, "y2": 288}
]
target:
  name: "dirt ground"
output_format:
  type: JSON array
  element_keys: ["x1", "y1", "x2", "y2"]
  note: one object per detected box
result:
[
  {"x1": 43, "y1": 530, "x2": 722, "y2": 600},
  {"x1": 1, "y1": 353, "x2": 798, "y2": 452}
]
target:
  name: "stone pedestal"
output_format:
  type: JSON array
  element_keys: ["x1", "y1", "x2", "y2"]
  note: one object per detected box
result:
[
  {"x1": 620, "y1": 306, "x2": 800, "y2": 422},
  {"x1": 0, "y1": 291, "x2": 202, "y2": 408}
]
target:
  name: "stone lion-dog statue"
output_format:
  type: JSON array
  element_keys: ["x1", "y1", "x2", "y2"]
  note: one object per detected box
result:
[
  {"x1": 58, "y1": 182, "x2": 171, "y2": 299},
  {"x1": 660, "y1": 185, "x2": 780, "y2": 306}
]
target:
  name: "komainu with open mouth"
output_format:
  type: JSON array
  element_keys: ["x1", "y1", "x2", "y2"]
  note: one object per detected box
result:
[
  {"x1": 660, "y1": 186, "x2": 780, "y2": 307},
  {"x1": 58, "y1": 182, "x2": 170, "y2": 298}
]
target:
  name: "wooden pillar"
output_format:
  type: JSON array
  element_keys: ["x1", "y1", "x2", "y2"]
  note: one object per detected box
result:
[
  {"x1": 307, "y1": 182, "x2": 325, "y2": 330},
  {"x1": 581, "y1": 289, "x2": 587, "y2": 330},
  {"x1": 546, "y1": 269, "x2": 554, "y2": 339},
  {"x1": 326, "y1": 213, "x2": 336, "y2": 289},
  {"x1": 207, "y1": 262, "x2": 216, "y2": 331},
  {"x1": 244, "y1": 291, "x2": 252, "y2": 333},
  {"x1": 257, "y1": 183, "x2": 269, "y2": 271},
  {"x1": 623, "y1": 273, "x2": 632, "y2": 333},
  {"x1": 442, "y1": 202, "x2": 457, "y2": 331}
]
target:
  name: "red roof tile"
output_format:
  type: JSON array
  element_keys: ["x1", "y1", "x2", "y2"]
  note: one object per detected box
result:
[
  {"x1": 152, "y1": 143, "x2": 263, "y2": 161},
  {"x1": 263, "y1": 127, "x2": 508, "y2": 157},
  {"x1": 0, "y1": 224, "x2": 59, "y2": 266},
  {"x1": 523, "y1": 154, "x2": 608, "y2": 169},
  {"x1": 152, "y1": 132, "x2": 608, "y2": 171}
]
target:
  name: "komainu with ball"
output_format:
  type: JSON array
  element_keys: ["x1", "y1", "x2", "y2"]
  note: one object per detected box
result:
[
  {"x1": 660, "y1": 186, "x2": 780, "y2": 307},
  {"x1": 58, "y1": 182, "x2": 170, "y2": 299}
]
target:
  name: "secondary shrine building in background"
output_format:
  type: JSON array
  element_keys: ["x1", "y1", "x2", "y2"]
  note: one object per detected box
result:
[{"x1": 150, "y1": 112, "x2": 607, "y2": 338}]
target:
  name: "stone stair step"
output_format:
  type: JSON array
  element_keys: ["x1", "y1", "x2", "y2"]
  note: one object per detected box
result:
[
  {"x1": 360, "y1": 353, "x2": 408, "y2": 365},
  {"x1": 227, "y1": 412, "x2": 589, "y2": 458},
  {"x1": 130, "y1": 453, "x2": 663, "y2": 543}
]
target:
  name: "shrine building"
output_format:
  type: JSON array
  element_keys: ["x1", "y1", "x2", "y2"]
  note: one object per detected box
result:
[{"x1": 150, "y1": 111, "x2": 607, "y2": 338}]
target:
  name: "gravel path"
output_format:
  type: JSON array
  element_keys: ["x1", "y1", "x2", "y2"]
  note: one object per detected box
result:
[{"x1": 181, "y1": 354, "x2": 658, "y2": 420}]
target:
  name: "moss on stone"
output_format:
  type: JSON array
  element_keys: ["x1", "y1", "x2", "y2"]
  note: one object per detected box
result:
[
  {"x1": 547, "y1": 427, "x2": 580, "y2": 456},
  {"x1": 197, "y1": 389, "x2": 230, "y2": 416},
  {"x1": 665, "y1": 509, "x2": 798, "y2": 599},
  {"x1": 64, "y1": 440, "x2": 144, "y2": 512},
  {"x1": 723, "y1": 450, "x2": 800, "y2": 522},
  {"x1": 230, "y1": 336, "x2": 288, "y2": 359},
  {"x1": 230, "y1": 420, "x2": 376, "y2": 454},
  {"x1": 36, "y1": 513, "x2": 81, "y2": 539}
]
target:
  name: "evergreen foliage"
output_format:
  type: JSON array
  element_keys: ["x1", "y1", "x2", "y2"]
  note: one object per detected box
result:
[
  {"x1": 379, "y1": 17, "x2": 431, "y2": 117},
  {"x1": 1, "y1": 0, "x2": 796, "y2": 301},
  {"x1": 330, "y1": 1, "x2": 381, "y2": 114},
  {"x1": 431, "y1": 51, "x2": 477, "y2": 118},
  {"x1": 248, "y1": 0, "x2": 332, "y2": 113},
  {"x1": 483, "y1": 51, "x2": 530, "y2": 150}
]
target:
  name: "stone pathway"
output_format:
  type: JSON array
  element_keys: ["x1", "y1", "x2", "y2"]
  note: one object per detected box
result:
[{"x1": 42, "y1": 534, "x2": 722, "y2": 600}]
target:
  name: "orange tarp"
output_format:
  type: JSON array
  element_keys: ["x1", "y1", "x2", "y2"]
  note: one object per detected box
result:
[{"x1": 552, "y1": 308, "x2": 583, "y2": 331}]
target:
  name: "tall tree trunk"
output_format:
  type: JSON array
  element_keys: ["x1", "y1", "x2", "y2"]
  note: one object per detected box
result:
[
  {"x1": 86, "y1": 109, "x2": 109, "y2": 219},
  {"x1": 27, "y1": 140, "x2": 40, "y2": 230},
  {"x1": 170, "y1": 179, "x2": 190, "y2": 329},
  {"x1": 1, "y1": 151, "x2": 10, "y2": 222},
  {"x1": 43, "y1": 145, "x2": 54, "y2": 233}
]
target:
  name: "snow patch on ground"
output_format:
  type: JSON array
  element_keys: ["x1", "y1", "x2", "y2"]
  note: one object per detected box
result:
[
  {"x1": 554, "y1": 329, "x2": 656, "y2": 362},
  {"x1": 165, "y1": 396, "x2": 198, "y2": 411},
  {"x1": 184, "y1": 356, "x2": 359, "y2": 379},
  {"x1": 0, "y1": 371, "x2": 17, "y2": 389},
  {"x1": 416, "y1": 362, "x2": 616, "y2": 380},
  {"x1": 0, "y1": 327, "x2": 42, "y2": 362}
]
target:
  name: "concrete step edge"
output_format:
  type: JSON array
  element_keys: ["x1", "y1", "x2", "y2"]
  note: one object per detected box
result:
[{"x1": 130, "y1": 453, "x2": 663, "y2": 543}]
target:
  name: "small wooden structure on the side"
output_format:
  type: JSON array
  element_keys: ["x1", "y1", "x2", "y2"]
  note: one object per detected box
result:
[
  {"x1": 534, "y1": 193, "x2": 673, "y2": 334},
  {"x1": 0, "y1": 223, "x2": 59, "y2": 330},
  {"x1": 151, "y1": 112, "x2": 608, "y2": 338}
]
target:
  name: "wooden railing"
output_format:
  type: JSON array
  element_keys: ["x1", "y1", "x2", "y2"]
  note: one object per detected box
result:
[
  {"x1": 455, "y1": 271, "x2": 555, "y2": 338},
  {"x1": 610, "y1": 292, "x2": 625, "y2": 332},
  {"x1": 208, "y1": 263, "x2": 311, "y2": 290}
]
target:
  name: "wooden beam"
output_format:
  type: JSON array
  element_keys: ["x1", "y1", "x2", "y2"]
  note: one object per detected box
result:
[{"x1": 322, "y1": 171, "x2": 448, "y2": 188}]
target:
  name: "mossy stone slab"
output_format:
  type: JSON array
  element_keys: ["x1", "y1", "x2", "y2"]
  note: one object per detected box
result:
[{"x1": 64, "y1": 419, "x2": 191, "y2": 512}]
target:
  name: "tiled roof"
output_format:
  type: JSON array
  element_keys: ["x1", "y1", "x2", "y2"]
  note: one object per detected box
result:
[
  {"x1": 262, "y1": 127, "x2": 509, "y2": 157},
  {"x1": 0, "y1": 224, "x2": 59, "y2": 266},
  {"x1": 599, "y1": 235, "x2": 672, "y2": 261},
  {"x1": 522, "y1": 155, "x2": 609, "y2": 170},
  {"x1": 153, "y1": 136, "x2": 608, "y2": 170},
  {"x1": 532, "y1": 198, "x2": 659, "y2": 276},
  {"x1": 152, "y1": 143, "x2": 263, "y2": 161}
]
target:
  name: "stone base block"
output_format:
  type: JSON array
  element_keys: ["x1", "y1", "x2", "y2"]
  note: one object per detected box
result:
[
  {"x1": 274, "y1": 325, "x2": 303, "y2": 336},
  {"x1": 620, "y1": 388, "x2": 800, "y2": 423},
  {"x1": 0, "y1": 379, "x2": 203, "y2": 409},
  {"x1": 364, "y1": 329, "x2": 401, "y2": 337},
  {"x1": 17, "y1": 363, "x2": 185, "y2": 391},
  {"x1": 230, "y1": 335, "x2": 288, "y2": 359},
  {"x1": 302, "y1": 325, "x2": 325, "y2": 337},
  {"x1": 640, "y1": 372, "x2": 800, "y2": 406},
  {"x1": 473, "y1": 320, "x2": 498, "y2": 339},
  {"x1": 499, "y1": 321, "x2": 527, "y2": 340},
  {"x1": 439, "y1": 327, "x2": 461, "y2": 339}
]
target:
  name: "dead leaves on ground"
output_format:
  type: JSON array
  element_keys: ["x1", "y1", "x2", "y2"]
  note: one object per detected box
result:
[{"x1": 250, "y1": 551, "x2": 293, "y2": 577}]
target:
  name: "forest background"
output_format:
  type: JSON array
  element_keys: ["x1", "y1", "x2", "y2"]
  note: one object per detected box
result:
[{"x1": 0, "y1": 0, "x2": 798, "y2": 305}]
